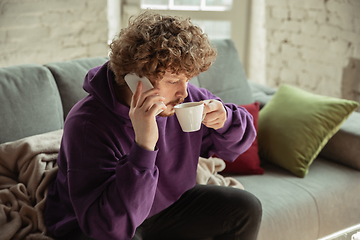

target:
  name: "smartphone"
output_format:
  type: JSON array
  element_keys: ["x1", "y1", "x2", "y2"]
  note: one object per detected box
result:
[
  {"x1": 124, "y1": 73, "x2": 164, "y2": 115},
  {"x1": 124, "y1": 73, "x2": 154, "y2": 94}
]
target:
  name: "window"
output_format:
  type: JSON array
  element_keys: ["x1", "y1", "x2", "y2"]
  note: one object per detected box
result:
[
  {"x1": 191, "y1": 20, "x2": 231, "y2": 39},
  {"x1": 140, "y1": 0, "x2": 232, "y2": 40},
  {"x1": 141, "y1": 0, "x2": 233, "y2": 11},
  {"x1": 122, "y1": 0, "x2": 250, "y2": 71}
]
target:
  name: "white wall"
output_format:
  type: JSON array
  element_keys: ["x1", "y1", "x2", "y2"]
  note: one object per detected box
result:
[
  {"x1": 248, "y1": 0, "x2": 360, "y2": 101},
  {"x1": 0, "y1": 0, "x2": 109, "y2": 67}
]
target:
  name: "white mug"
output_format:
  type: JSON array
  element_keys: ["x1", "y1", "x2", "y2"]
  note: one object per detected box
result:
[{"x1": 174, "y1": 102, "x2": 205, "y2": 132}]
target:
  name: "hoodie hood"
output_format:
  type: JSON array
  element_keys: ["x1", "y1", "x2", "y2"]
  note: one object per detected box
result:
[{"x1": 83, "y1": 61, "x2": 131, "y2": 124}]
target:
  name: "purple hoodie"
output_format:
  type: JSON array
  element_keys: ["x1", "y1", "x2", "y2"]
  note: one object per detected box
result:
[{"x1": 44, "y1": 62, "x2": 256, "y2": 240}]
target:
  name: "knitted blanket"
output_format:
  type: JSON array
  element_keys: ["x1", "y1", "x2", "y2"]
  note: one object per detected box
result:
[
  {"x1": 197, "y1": 156, "x2": 244, "y2": 189},
  {"x1": 0, "y1": 130, "x2": 61, "y2": 240}
]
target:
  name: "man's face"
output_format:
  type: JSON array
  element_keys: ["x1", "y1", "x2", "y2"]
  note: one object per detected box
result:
[{"x1": 152, "y1": 71, "x2": 189, "y2": 117}]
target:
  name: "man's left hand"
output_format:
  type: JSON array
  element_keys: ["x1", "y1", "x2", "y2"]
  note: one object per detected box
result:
[{"x1": 201, "y1": 99, "x2": 227, "y2": 130}]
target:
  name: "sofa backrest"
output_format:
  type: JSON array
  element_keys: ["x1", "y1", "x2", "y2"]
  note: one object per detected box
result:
[
  {"x1": 45, "y1": 57, "x2": 109, "y2": 119},
  {"x1": 0, "y1": 39, "x2": 254, "y2": 144},
  {"x1": 43, "y1": 39, "x2": 255, "y2": 118},
  {"x1": 0, "y1": 64, "x2": 63, "y2": 144},
  {"x1": 193, "y1": 39, "x2": 254, "y2": 105}
]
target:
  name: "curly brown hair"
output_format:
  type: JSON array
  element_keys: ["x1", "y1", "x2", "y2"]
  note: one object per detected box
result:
[{"x1": 109, "y1": 10, "x2": 217, "y2": 86}]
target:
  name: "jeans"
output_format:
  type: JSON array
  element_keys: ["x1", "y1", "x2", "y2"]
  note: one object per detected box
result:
[
  {"x1": 131, "y1": 185, "x2": 262, "y2": 240},
  {"x1": 59, "y1": 185, "x2": 262, "y2": 240}
]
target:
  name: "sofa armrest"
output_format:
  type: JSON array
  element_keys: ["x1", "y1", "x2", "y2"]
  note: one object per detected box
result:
[
  {"x1": 248, "y1": 80, "x2": 277, "y2": 108},
  {"x1": 319, "y1": 111, "x2": 360, "y2": 171}
]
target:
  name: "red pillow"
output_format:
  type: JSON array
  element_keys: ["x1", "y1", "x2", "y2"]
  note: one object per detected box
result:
[{"x1": 220, "y1": 102, "x2": 264, "y2": 175}]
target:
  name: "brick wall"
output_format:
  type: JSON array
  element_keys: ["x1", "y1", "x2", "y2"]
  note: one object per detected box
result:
[
  {"x1": 0, "y1": 0, "x2": 108, "y2": 68},
  {"x1": 249, "y1": 0, "x2": 360, "y2": 100}
]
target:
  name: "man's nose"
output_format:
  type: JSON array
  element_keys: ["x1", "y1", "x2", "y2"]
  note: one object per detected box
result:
[{"x1": 175, "y1": 80, "x2": 188, "y2": 99}]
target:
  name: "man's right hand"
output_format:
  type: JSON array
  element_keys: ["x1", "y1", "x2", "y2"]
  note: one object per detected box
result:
[{"x1": 129, "y1": 81, "x2": 167, "y2": 151}]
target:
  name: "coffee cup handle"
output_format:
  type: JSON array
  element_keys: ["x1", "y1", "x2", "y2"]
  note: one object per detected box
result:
[{"x1": 201, "y1": 101, "x2": 207, "y2": 121}]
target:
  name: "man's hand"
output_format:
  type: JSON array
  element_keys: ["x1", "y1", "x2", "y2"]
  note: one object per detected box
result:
[
  {"x1": 201, "y1": 99, "x2": 227, "y2": 130},
  {"x1": 129, "y1": 82, "x2": 167, "y2": 151}
]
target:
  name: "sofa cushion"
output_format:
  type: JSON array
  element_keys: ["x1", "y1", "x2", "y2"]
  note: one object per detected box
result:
[
  {"x1": 45, "y1": 57, "x2": 109, "y2": 119},
  {"x1": 221, "y1": 102, "x2": 264, "y2": 175},
  {"x1": 248, "y1": 80, "x2": 276, "y2": 108},
  {"x1": 0, "y1": 64, "x2": 63, "y2": 144},
  {"x1": 236, "y1": 157, "x2": 360, "y2": 240},
  {"x1": 257, "y1": 84, "x2": 359, "y2": 178},
  {"x1": 320, "y1": 111, "x2": 360, "y2": 171},
  {"x1": 195, "y1": 39, "x2": 253, "y2": 105}
]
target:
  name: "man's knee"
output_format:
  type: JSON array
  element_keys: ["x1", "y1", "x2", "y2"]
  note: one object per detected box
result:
[
  {"x1": 245, "y1": 191, "x2": 262, "y2": 218},
  {"x1": 228, "y1": 189, "x2": 262, "y2": 224}
]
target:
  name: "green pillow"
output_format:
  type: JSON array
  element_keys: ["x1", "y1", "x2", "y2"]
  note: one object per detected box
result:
[{"x1": 258, "y1": 84, "x2": 359, "y2": 178}]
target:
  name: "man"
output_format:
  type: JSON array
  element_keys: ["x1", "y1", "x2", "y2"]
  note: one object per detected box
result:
[{"x1": 44, "y1": 10, "x2": 262, "y2": 240}]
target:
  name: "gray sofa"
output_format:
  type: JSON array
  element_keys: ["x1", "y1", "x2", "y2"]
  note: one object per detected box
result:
[{"x1": 1, "y1": 39, "x2": 359, "y2": 240}]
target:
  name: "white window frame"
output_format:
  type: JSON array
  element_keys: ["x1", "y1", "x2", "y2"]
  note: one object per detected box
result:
[{"x1": 141, "y1": 0, "x2": 232, "y2": 12}]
